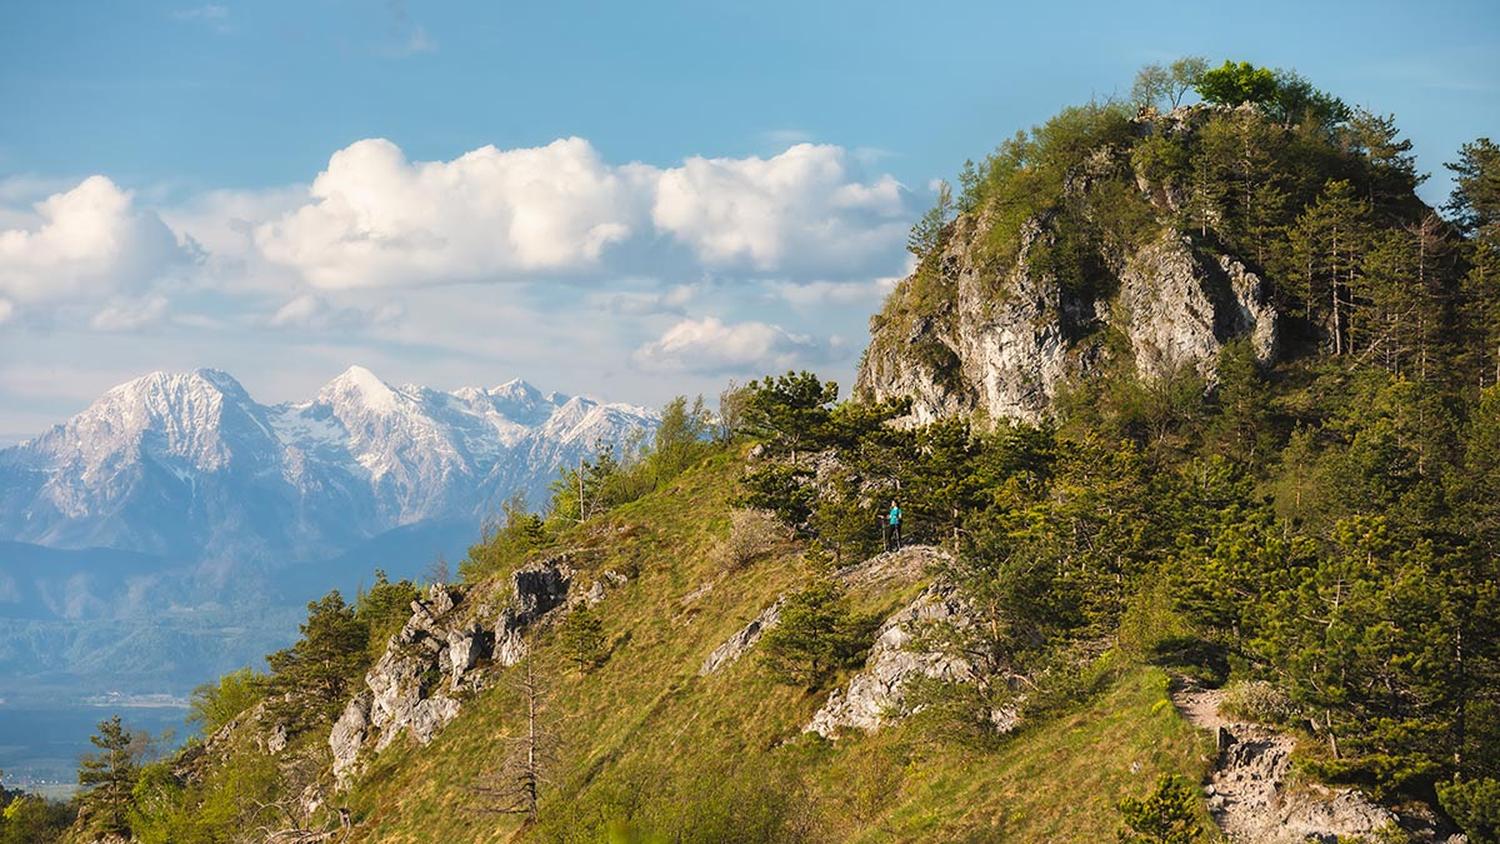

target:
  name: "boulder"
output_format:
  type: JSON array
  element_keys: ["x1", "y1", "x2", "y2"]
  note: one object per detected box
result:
[
  {"x1": 264, "y1": 723, "x2": 288, "y2": 755},
  {"x1": 699, "y1": 598, "x2": 784, "y2": 676},
  {"x1": 446, "y1": 624, "x2": 488, "y2": 688},
  {"x1": 805, "y1": 584, "x2": 1012, "y2": 738},
  {"x1": 408, "y1": 696, "x2": 462, "y2": 745}
]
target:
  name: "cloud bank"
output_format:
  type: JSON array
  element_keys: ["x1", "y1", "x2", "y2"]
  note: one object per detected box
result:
[
  {"x1": 0, "y1": 176, "x2": 189, "y2": 307},
  {"x1": 252, "y1": 137, "x2": 908, "y2": 289},
  {"x1": 0, "y1": 136, "x2": 909, "y2": 386},
  {"x1": 632, "y1": 317, "x2": 837, "y2": 374}
]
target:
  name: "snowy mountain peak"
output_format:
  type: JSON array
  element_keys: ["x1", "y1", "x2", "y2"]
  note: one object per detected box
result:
[
  {"x1": 0, "y1": 367, "x2": 658, "y2": 560},
  {"x1": 106, "y1": 368, "x2": 245, "y2": 403},
  {"x1": 492, "y1": 377, "x2": 539, "y2": 397},
  {"x1": 319, "y1": 365, "x2": 402, "y2": 414}
]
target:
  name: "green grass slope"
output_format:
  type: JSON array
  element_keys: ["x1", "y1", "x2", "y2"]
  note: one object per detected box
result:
[{"x1": 337, "y1": 449, "x2": 1214, "y2": 843}]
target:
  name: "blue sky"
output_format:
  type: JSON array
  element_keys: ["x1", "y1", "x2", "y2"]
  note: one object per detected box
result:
[{"x1": 1, "y1": 0, "x2": 1497, "y2": 441}]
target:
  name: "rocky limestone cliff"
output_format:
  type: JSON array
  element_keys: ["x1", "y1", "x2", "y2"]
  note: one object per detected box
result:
[
  {"x1": 856, "y1": 113, "x2": 1280, "y2": 425},
  {"x1": 330, "y1": 555, "x2": 621, "y2": 787}
]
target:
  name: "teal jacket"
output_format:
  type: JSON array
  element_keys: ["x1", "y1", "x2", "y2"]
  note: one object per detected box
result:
[{"x1": 888, "y1": 506, "x2": 902, "y2": 526}]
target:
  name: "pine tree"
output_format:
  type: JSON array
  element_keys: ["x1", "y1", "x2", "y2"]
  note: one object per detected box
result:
[
  {"x1": 740, "y1": 371, "x2": 838, "y2": 464},
  {"x1": 266, "y1": 591, "x2": 370, "y2": 728},
  {"x1": 1117, "y1": 774, "x2": 1203, "y2": 843},
  {"x1": 559, "y1": 606, "x2": 606, "y2": 672},
  {"x1": 77, "y1": 715, "x2": 140, "y2": 836},
  {"x1": 957, "y1": 159, "x2": 982, "y2": 212},
  {"x1": 1448, "y1": 139, "x2": 1500, "y2": 384},
  {"x1": 1346, "y1": 109, "x2": 1423, "y2": 211},
  {"x1": 760, "y1": 578, "x2": 872, "y2": 688},
  {"x1": 907, "y1": 180, "x2": 954, "y2": 258},
  {"x1": 1289, "y1": 179, "x2": 1373, "y2": 355}
]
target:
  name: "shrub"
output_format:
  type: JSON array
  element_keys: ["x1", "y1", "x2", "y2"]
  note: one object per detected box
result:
[
  {"x1": 188, "y1": 667, "x2": 267, "y2": 736},
  {"x1": 1438, "y1": 776, "x2": 1500, "y2": 844},
  {"x1": 1117, "y1": 773, "x2": 1203, "y2": 843},
  {"x1": 760, "y1": 578, "x2": 875, "y2": 688},
  {"x1": 1218, "y1": 680, "x2": 1296, "y2": 726},
  {"x1": 713, "y1": 509, "x2": 787, "y2": 572},
  {"x1": 559, "y1": 606, "x2": 607, "y2": 672},
  {"x1": 355, "y1": 569, "x2": 422, "y2": 661}
]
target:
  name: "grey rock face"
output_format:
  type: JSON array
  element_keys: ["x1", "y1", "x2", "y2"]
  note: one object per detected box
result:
[
  {"x1": 1119, "y1": 234, "x2": 1277, "y2": 382},
  {"x1": 329, "y1": 691, "x2": 372, "y2": 782},
  {"x1": 858, "y1": 186, "x2": 1280, "y2": 427},
  {"x1": 446, "y1": 624, "x2": 487, "y2": 688},
  {"x1": 330, "y1": 558, "x2": 586, "y2": 788},
  {"x1": 495, "y1": 558, "x2": 574, "y2": 667},
  {"x1": 265, "y1": 723, "x2": 289, "y2": 755},
  {"x1": 804, "y1": 584, "x2": 990, "y2": 738},
  {"x1": 699, "y1": 598, "x2": 784, "y2": 676},
  {"x1": 329, "y1": 584, "x2": 492, "y2": 787}
]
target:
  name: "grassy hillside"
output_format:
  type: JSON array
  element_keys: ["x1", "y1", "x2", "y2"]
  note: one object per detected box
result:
[{"x1": 332, "y1": 449, "x2": 1212, "y2": 843}]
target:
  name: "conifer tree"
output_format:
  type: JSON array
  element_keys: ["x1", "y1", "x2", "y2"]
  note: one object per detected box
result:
[
  {"x1": 559, "y1": 606, "x2": 606, "y2": 673},
  {"x1": 266, "y1": 591, "x2": 370, "y2": 728},
  {"x1": 77, "y1": 715, "x2": 140, "y2": 836},
  {"x1": 1289, "y1": 179, "x2": 1372, "y2": 354},
  {"x1": 907, "y1": 180, "x2": 954, "y2": 258}
]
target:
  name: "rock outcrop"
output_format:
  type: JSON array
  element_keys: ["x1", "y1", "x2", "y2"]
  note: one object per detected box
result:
[
  {"x1": 856, "y1": 112, "x2": 1281, "y2": 426},
  {"x1": 1118, "y1": 234, "x2": 1278, "y2": 382},
  {"x1": 699, "y1": 598, "x2": 783, "y2": 676},
  {"x1": 699, "y1": 546, "x2": 951, "y2": 678},
  {"x1": 494, "y1": 559, "x2": 573, "y2": 666},
  {"x1": 330, "y1": 584, "x2": 485, "y2": 783},
  {"x1": 1173, "y1": 684, "x2": 1459, "y2": 843},
  {"x1": 330, "y1": 557, "x2": 589, "y2": 787},
  {"x1": 804, "y1": 583, "x2": 1015, "y2": 738}
]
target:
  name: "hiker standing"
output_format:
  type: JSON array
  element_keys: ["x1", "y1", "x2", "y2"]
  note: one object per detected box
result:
[{"x1": 886, "y1": 500, "x2": 903, "y2": 551}]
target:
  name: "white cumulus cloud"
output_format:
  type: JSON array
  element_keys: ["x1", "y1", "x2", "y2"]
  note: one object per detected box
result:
[
  {"x1": 651, "y1": 144, "x2": 907, "y2": 275},
  {"x1": 253, "y1": 137, "x2": 909, "y2": 289},
  {"x1": 254, "y1": 137, "x2": 646, "y2": 289},
  {"x1": 632, "y1": 316, "x2": 833, "y2": 374},
  {"x1": 0, "y1": 176, "x2": 188, "y2": 308}
]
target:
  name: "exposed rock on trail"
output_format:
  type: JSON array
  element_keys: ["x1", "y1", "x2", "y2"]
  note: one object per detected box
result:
[{"x1": 1171, "y1": 683, "x2": 1456, "y2": 843}]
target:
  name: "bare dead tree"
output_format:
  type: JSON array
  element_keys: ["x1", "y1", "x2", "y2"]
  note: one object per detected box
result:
[
  {"x1": 254, "y1": 795, "x2": 341, "y2": 844},
  {"x1": 470, "y1": 653, "x2": 559, "y2": 822}
]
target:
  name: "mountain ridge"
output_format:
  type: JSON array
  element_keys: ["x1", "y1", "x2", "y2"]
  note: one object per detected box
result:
[{"x1": 0, "y1": 366, "x2": 657, "y2": 561}]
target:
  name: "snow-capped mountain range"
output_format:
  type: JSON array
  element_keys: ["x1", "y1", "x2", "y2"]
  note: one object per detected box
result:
[{"x1": 0, "y1": 366, "x2": 656, "y2": 562}]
